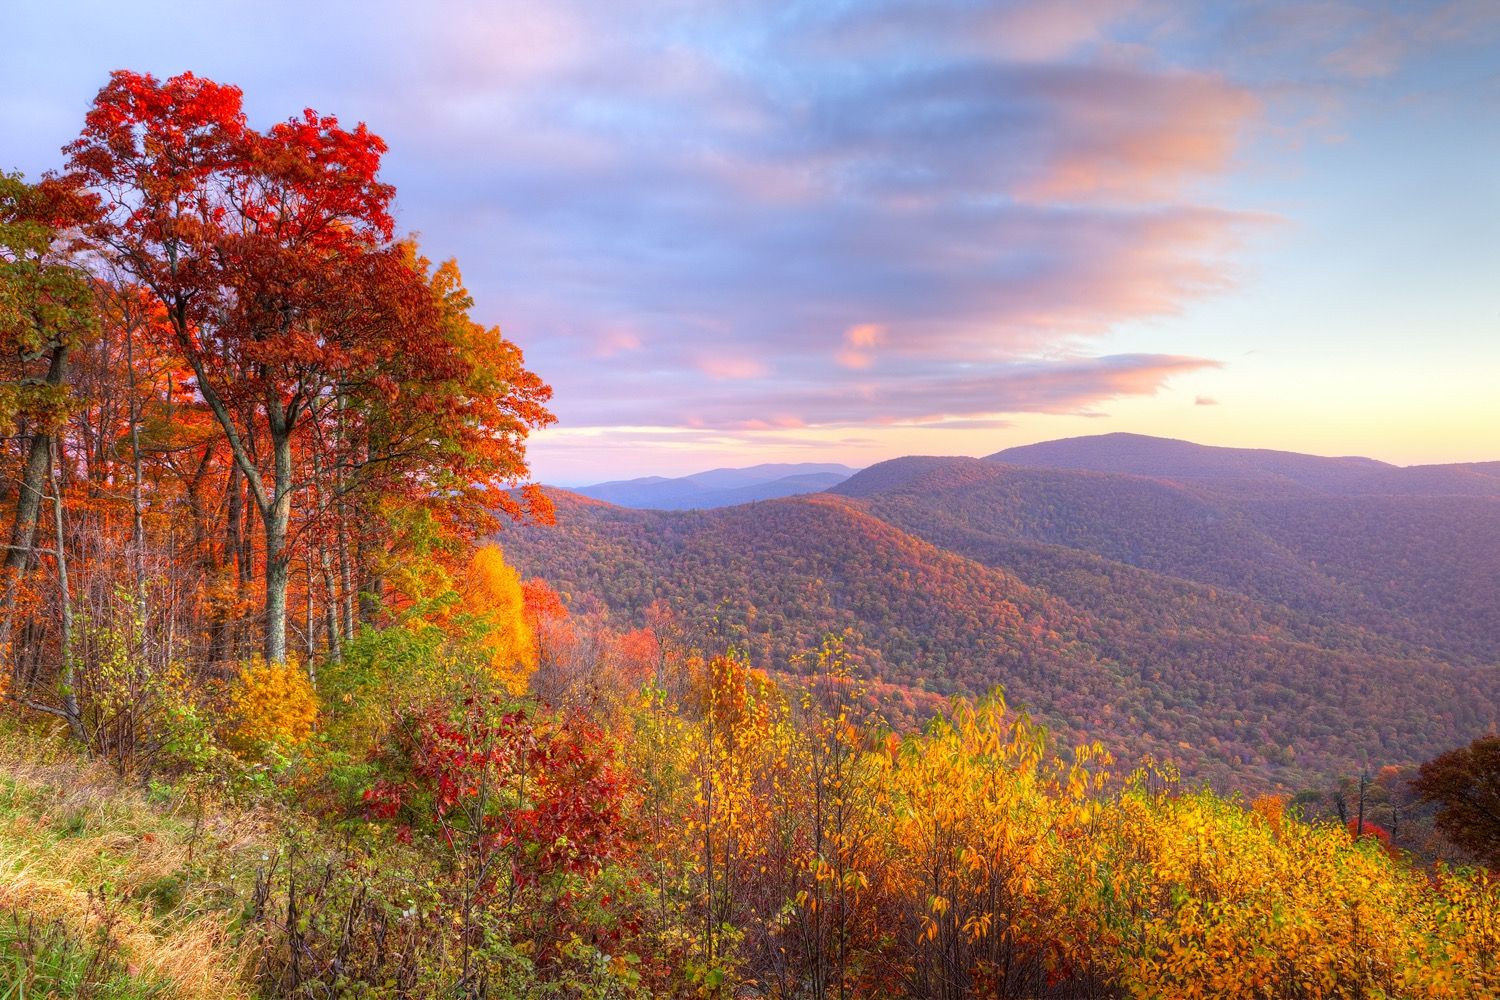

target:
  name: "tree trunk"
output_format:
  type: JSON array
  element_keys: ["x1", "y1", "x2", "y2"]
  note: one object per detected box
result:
[
  {"x1": 321, "y1": 546, "x2": 342, "y2": 663},
  {"x1": 303, "y1": 545, "x2": 316, "y2": 673},
  {"x1": 51, "y1": 437, "x2": 84, "y2": 742},
  {"x1": 1, "y1": 342, "x2": 69, "y2": 686},
  {"x1": 264, "y1": 517, "x2": 290, "y2": 666},
  {"x1": 337, "y1": 514, "x2": 354, "y2": 641},
  {"x1": 124, "y1": 325, "x2": 146, "y2": 607},
  {"x1": 263, "y1": 427, "x2": 293, "y2": 666}
]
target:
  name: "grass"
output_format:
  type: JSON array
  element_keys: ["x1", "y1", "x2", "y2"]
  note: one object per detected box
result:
[
  {"x1": 0, "y1": 716, "x2": 261, "y2": 999},
  {"x1": 0, "y1": 911, "x2": 171, "y2": 999}
]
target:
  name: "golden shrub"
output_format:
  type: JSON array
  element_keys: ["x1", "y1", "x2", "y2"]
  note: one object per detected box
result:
[{"x1": 227, "y1": 657, "x2": 319, "y2": 749}]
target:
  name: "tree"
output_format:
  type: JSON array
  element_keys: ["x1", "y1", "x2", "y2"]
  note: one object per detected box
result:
[
  {"x1": 456, "y1": 545, "x2": 535, "y2": 694},
  {"x1": 0, "y1": 172, "x2": 96, "y2": 690},
  {"x1": 340, "y1": 254, "x2": 554, "y2": 615},
  {"x1": 65, "y1": 70, "x2": 552, "y2": 665},
  {"x1": 1412, "y1": 735, "x2": 1500, "y2": 869}
]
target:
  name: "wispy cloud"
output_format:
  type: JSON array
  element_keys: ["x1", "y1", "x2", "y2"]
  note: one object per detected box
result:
[{"x1": 557, "y1": 353, "x2": 1221, "y2": 429}]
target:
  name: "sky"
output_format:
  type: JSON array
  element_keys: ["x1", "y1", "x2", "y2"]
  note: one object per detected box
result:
[{"x1": 4, "y1": 1, "x2": 1499, "y2": 485}]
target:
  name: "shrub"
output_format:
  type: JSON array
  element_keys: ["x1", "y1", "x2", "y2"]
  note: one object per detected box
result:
[{"x1": 227, "y1": 657, "x2": 319, "y2": 751}]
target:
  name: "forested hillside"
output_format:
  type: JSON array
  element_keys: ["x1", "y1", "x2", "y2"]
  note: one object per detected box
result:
[
  {"x1": 840, "y1": 451, "x2": 1500, "y2": 662},
  {"x1": 506, "y1": 440, "x2": 1500, "y2": 791}
]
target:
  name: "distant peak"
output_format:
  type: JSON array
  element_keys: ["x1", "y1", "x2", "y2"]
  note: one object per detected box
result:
[
  {"x1": 988, "y1": 433, "x2": 1392, "y2": 466},
  {"x1": 562, "y1": 461, "x2": 860, "y2": 510}
]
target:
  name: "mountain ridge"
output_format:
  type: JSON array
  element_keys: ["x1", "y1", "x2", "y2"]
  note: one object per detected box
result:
[
  {"x1": 988, "y1": 432, "x2": 1500, "y2": 497},
  {"x1": 569, "y1": 462, "x2": 858, "y2": 509}
]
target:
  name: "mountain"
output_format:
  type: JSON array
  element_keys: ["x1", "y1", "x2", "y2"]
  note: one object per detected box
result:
[
  {"x1": 503, "y1": 435, "x2": 1500, "y2": 791},
  {"x1": 569, "y1": 462, "x2": 858, "y2": 509},
  {"x1": 990, "y1": 432, "x2": 1500, "y2": 498}
]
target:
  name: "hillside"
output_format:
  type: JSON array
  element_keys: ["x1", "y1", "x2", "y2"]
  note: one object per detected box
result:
[
  {"x1": 0, "y1": 723, "x2": 255, "y2": 998},
  {"x1": 571, "y1": 462, "x2": 858, "y2": 509},
  {"x1": 501, "y1": 486, "x2": 1500, "y2": 791},
  {"x1": 836, "y1": 454, "x2": 1500, "y2": 663}
]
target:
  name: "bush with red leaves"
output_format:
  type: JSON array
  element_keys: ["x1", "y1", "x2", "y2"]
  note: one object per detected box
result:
[{"x1": 363, "y1": 691, "x2": 628, "y2": 890}]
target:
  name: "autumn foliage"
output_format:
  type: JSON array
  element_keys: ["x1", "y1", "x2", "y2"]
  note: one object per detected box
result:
[
  {"x1": 50, "y1": 68, "x2": 554, "y2": 670},
  {"x1": 456, "y1": 545, "x2": 536, "y2": 693},
  {"x1": 1413, "y1": 734, "x2": 1500, "y2": 870},
  {"x1": 2, "y1": 69, "x2": 553, "y2": 753},
  {"x1": 227, "y1": 656, "x2": 319, "y2": 749}
]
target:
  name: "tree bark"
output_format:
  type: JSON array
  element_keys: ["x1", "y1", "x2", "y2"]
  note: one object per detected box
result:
[
  {"x1": 337, "y1": 513, "x2": 354, "y2": 641},
  {"x1": 124, "y1": 323, "x2": 146, "y2": 607},
  {"x1": 321, "y1": 546, "x2": 342, "y2": 663},
  {"x1": 1, "y1": 342, "x2": 69, "y2": 686},
  {"x1": 262, "y1": 425, "x2": 294, "y2": 665},
  {"x1": 303, "y1": 544, "x2": 315, "y2": 671},
  {"x1": 50, "y1": 436, "x2": 84, "y2": 741}
]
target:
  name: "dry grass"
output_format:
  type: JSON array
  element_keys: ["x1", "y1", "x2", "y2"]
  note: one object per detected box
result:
[{"x1": 0, "y1": 715, "x2": 267, "y2": 999}]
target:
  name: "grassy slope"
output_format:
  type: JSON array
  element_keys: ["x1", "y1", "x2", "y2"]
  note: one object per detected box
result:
[{"x1": 0, "y1": 718, "x2": 259, "y2": 999}]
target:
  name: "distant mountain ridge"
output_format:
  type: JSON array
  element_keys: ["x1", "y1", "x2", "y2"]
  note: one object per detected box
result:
[
  {"x1": 570, "y1": 462, "x2": 858, "y2": 509},
  {"x1": 988, "y1": 433, "x2": 1500, "y2": 497}
]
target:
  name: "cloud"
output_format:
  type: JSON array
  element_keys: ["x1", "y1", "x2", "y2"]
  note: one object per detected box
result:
[
  {"x1": 555, "y1": 353, "x2": 1220, "y2": 430},
  {"x1": 1195, "y1": 395, "x2": 1219, "y2": 406},
  {"x1": 838, "y1": 323, "x2": 885, "y2": 368},
  {"x1": 910, "y1": 418, "x2": 1015, "y2": 431},
  {"x1": 6, "y1": 0, "x2": 1491, "y2": 477},
  {"x1": 367, "y1": 3, "x2": 1268, "y2": 435},
  {"x1": 1207, "y1": 1, "x2": 1500, "y2": 83},
  {"x1": 591, "y1": 330, "x2": 643, "y2": 358},
  {"x1": 697, "y1": 356, "x2": 769, "y2": 380}
]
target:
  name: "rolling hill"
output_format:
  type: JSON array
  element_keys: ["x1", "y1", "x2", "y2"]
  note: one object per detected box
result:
[
  {"x1": 834, "y1": 453, "x2": 1500, "y2": 663},
  {"x1": 502, "y1": 435, "x2": 1500, "y2": 791}
]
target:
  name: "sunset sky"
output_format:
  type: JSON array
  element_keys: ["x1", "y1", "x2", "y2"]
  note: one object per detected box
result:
[{"x1": 6, "y1": 1, "x2": 1499, "y2": 484}]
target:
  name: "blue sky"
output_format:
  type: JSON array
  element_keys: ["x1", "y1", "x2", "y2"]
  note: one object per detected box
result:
[{"x1": 5, "y1": 1, "x2": 1498, "y2": 483}]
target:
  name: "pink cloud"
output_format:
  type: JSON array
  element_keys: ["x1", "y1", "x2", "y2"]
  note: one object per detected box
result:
[
  {"x1": 592, "y1": 330, "x2": 643, "y2": 358},
  {"x1": 560, "y1": 353, "x2": 1220, "y2": 430},
  {"x1": 837, "y1": 323, "x2": 885, "y2": 368},
  {"x1": 740, "y1": 415, "x2": 808, "y2": 430},
  {"x1": 1013, "y1": 69, "x2": 1261, "y2": 204},
  {"x1": 698, "y1": 356, "x2": 770, "y2": 380}
]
